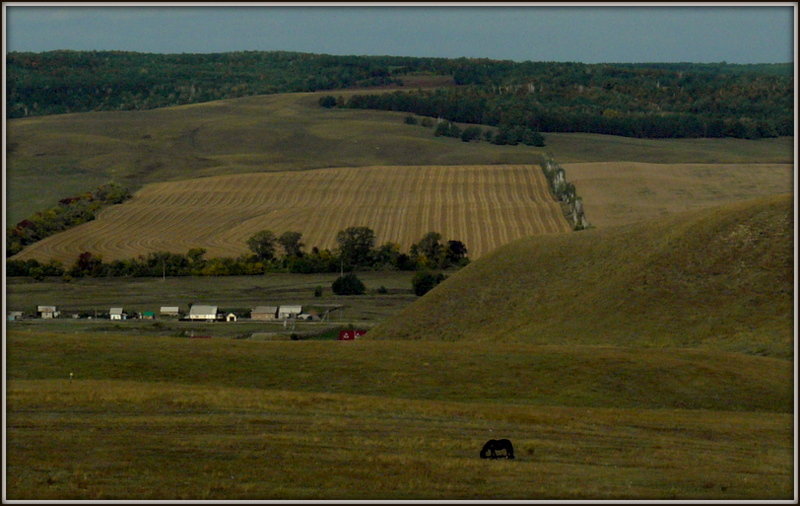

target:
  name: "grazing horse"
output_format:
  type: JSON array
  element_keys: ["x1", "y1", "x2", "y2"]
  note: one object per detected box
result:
[{"x1": 480, "y1": 438, "x2": 515, "y2": 459}]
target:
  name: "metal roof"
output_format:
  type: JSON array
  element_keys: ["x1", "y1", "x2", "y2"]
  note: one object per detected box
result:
[
  {"x1": 278, "y1": 305, "x2": 302, "y2": 313},
  {"x1": 110, "y1": 308, "x2": 124, "y2": 315},
  {"x1": 189, "y1": 305, "x2": 218, "y2": 315},
  {"x1": 252, "y1": 306, "x2": 278, "y2": 313}
]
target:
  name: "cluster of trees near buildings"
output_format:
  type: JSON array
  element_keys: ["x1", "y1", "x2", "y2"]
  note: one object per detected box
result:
[
  {"x1": 8, "y1": 51, "x2": 790, "y2": 141},
  {"x1": 7, "y1": 226, "x2": 469, "y2": 280}
]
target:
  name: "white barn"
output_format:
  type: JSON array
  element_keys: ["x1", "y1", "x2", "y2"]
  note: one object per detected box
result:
[
  {"x1": 37, "y1": 305, "x2": 58, "y2": 319},
  {"x1": 278, "y1": 305, "x2": 303, "y2": 320},
  {"x1": 189, "y1": 305, "x2": 218, "y2": 321},
  {"x1": 109, "y1": 308, "x2": 127, "y2": 320},
  {"x1": 160, "y1": 306, "x2": 181, "y2": 317}
]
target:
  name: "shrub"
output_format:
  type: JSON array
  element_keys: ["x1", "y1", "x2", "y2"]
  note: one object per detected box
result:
[
  {"x1": 412, "y1": 271, "x2": 447, "y2": 296},
  {"x1": 314, "y1": 285, "x2": 323, "y2": 297},
  {"x1": 318, "y1": 95, "x2": 337, "y2": 108},
  {"x1": 404, "y1": 115, "x2": 418, "y2": 125},
  {"x1": 460, "y1": 126, "x2": 482, "y2": 142},
  {"x1": 332, "y1": 272, "x2": 366, "y2": 295}
]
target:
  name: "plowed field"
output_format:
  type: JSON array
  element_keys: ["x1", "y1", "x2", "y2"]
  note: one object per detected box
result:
[{"x1": 14, "y1": 165, "x2": 571, "y2": 264}]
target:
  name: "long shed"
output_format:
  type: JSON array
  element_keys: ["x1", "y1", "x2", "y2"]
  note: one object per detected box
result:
[
  {"x1": 251, "y1": 306, "x2": 279, "y2": 320},
  {"x1": 160, "y1": 306, "x2": 181, "y2": 317},
  {"x1": 189, "y1": 305, "x2": 218, "y2": 321}
]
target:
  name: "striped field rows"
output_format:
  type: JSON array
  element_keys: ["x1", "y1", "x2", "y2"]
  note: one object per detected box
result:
[{"x1": 14, "y1": 165, "x2": 572, "y2": 264}]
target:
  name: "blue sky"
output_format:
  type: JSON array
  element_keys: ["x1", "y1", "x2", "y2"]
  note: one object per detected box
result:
[{"x1": 4, "y1": 4, "x2": 795, "y2": 64}]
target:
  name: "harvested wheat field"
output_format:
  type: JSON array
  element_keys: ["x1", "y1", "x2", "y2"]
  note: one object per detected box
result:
[{"x1": 13, "y1": 164, "x2": 571, "y2": 264}]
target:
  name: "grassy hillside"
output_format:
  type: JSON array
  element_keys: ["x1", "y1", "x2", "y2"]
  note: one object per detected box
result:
[
  {"x1": 6, "y1": 92, "x2": 547, "y2": 224},
  {"x1": 367, "y1": 194, "x2": 794, "y2": 359},
  {"x1": 6, "y1": 331, "x2": 793, "y2": 499},
  {"x1": 6, "y1": 90, "x2": 793, "y2": 224},
  {"x1": 562, "y1": 161, "x2": 793, "y2": 228},
  {"x1": 11, "y1": 164, "x2": 569, "y2": 263},
  {"x1": 6, "y1": 331, "x2": 792, "y2": 413}
]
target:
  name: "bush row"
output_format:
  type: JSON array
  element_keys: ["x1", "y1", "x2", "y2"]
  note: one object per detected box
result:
[
  {"x1": 6, "y1": 183, "x2": 131, "y2": 257},
  {"x1": 7, "y1": 227, "x2": 469, "y2": 279}
]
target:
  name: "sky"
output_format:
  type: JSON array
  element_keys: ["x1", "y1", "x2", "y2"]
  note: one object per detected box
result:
[{"x1": 3, "y1": 3, "x2": 796, "y2": 64}]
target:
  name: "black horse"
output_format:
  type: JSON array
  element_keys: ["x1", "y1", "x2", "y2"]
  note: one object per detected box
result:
[{"x1": 480, "y1": 438, "x2": 515, "y2": 459}]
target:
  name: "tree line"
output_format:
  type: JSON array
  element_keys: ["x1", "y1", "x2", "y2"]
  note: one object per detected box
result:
[
  {"x1": 7, "y1": 50, "x2": 447, "y2": 118},
  {"x1": 338, "y1": 73, "x2": 790, "y2": 140},
  {"x1": 7, "y1": 226, "x2": 469, "y2": 279},
  {"x1": 8, "y1": 50, "x2": 791, "y2": 140},
  {"x1": 6, "y1": 183, "x2": 131, "y2": 257}
]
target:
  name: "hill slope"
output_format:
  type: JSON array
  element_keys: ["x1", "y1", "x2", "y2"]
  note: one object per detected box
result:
[
  {"x1": 562, "y1": 161, "x2": 794, "y2": 228},
  {"x1": 7, "y1": 89, "x2": 794, "y2": 226},
  {"x1": 367, "y1": 194, "x2": 794, "y2": 359},
  {"x1": 6, "y1": 92, "x2": 550, "y2": 224},
  {"x1": 11, "y1": 164, "x2": 570, "y2": 263}
]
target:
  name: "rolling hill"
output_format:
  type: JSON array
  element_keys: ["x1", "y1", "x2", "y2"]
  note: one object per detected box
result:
[
  {"x1": 562, "y1": 161, "x2": 794, "y2": 228},
  {"x1": 10, "y1": 164, "x2": 571, "y2": 264},
  {"x1": 6, "y1": 92, "x2": 552, "y2": 225},
  {"x1": 6, "y1": 90, "x2": 793, "y2": 226},
  {"x1": 367, "y1": 194, "x2": 794, "y2": 359}
]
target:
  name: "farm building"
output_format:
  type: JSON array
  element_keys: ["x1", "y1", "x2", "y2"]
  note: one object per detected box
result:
[
  {"x1": 7, "y1": 311, "x2": 24, "y2": 321},
  {"x1": 160, "y1": 306, "x2": 181, "y2": 317},
  {"x1": 278, "y1": 305, "x2": 303, "y2": 320},
  {"x1": 109, "y1": 308, "x2": 127, "y2": 320},
  {"x1": 251, "y1": 306, "x2": 279, "y2": 320},
  {"x1": 189, "y1": 305, "x2": 219, "y2": 321},
  {"x1": 226, "y1": 313, "x2": 237, "y2": 322},
  {"x1": 140, "y1": 311, "x2": 156, "y2": 320},
  {"x1": 37, "y1": 306, "x2": 59, "y2": 319},
  {"x1": 338, "y1": 329, "x2": 367, "y2": 340}
]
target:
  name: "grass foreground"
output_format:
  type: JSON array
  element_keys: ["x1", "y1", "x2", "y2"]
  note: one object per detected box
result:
[{"x1": 5, "y1": 331, "x2": 794, "y2": 500}]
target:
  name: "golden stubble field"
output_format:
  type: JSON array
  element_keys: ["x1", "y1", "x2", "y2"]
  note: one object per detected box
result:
[{"x1": 13, "y1": 164, "x2": 571, "y2": 264}]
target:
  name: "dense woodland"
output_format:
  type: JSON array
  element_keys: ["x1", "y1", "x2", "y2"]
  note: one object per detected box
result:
[
  {"x1": 6, "y1": 50, "x2": 448, "y2": 117},
  {"x1": 7, "y1": 51, "x2": 792, "y2": 140},
  {"x1": 344, "y1": 60, "x2": 793, "y2": 139}
]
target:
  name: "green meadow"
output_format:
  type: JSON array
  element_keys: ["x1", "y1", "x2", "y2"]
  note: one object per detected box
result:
[{"x1": 5, "y1": 332, "x2": 793, "y2": 500}]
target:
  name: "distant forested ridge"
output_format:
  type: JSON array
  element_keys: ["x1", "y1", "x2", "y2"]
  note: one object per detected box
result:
[
  {"x1": 6, "y1": 51, "x2": 793, "y2": 140},
  {"x1": 345, "y1": 60, "x2": 793, "y2": 139},
  {"x1": 6, "y1": 50, "x2": 454, "y2": 117}
]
